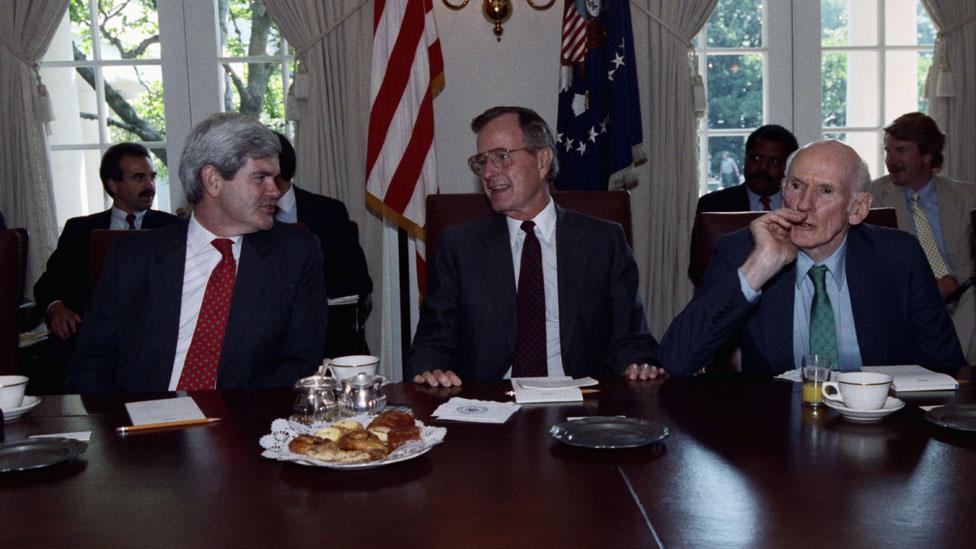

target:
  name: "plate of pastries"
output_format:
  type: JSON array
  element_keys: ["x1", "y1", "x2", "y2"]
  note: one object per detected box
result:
[{"x1": 261, "y1": 408, "x2": 446, "y2": 470}]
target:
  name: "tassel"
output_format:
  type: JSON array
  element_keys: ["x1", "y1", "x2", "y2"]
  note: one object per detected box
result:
[
  {"x1": 692, "y1": 74, "x2": 706, "y2": 119},
  {"x1": 36, "y1": 82, "x2": 54, "y2": 123}
]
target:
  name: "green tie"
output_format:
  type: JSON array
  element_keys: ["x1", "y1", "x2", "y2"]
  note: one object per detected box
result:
[{"x1": 808, "y1": 265, "x2": 838, "y2": 368}]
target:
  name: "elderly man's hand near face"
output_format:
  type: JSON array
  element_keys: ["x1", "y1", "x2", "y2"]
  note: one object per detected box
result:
[{"x1": 740, "y1": 208, "x2": 807, "y2": 291}]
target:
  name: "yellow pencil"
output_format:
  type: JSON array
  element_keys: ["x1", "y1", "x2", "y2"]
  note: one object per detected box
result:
[{"x1": 116, "y1": 417, "x2": 221, "y2": 434}]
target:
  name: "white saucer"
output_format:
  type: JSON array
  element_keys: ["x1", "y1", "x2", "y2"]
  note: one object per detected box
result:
[
  {"x1": 3, "y1": 395, "x2": 41, "y2": 422},
  {"x1": 823, "y1": 396, "x2": 904, "y2": 422}
]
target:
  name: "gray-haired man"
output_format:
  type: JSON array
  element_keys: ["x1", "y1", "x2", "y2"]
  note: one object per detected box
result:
[{"x1": 66, "y1": 113, "x2": 327, "y2": 393}]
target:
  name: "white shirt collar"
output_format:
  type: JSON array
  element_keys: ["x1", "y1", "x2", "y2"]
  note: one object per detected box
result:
[
  {"x1": 188, "y1": 213, "x2": 243, "y2": 255},
  {"x1": 276, "y1": 184, "x2": 296, "y2": 213},
  {"x1": 111, "y1": 206, "x2": 146, "y2": 228},
  {"x1": 506, "y1": 198, "x2": 557, "y2": 245}
]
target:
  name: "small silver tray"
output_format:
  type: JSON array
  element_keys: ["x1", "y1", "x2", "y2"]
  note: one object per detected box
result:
[
  {"x1": 549, "y1": 416, "x2": 669, "y2": 449},
  {"x1": 925, "y1": 404, "x2": 976, "y2": 432},
  {"x1": 0, "y1": 438, "x2": 88, "y2": 473}
]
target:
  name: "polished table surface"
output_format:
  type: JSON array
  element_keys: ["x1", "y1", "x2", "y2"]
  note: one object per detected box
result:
[{"x1": 2, "y1": 373, "x2": 974, "y2": 548}]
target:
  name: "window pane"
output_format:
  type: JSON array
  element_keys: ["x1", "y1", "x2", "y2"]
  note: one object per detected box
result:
[
  {"x1": 885, "y1": 0, "x2": 934, "y2": 46},
  {"x1": 103, "y1": 65, "x2": 166, "y2": 142},
  {"x1": 49, "y1": 149, "x2": 103, "y2": 226},
  {"x1": 822, "y1": 0, "x2": 878, "y2": 47},
  {"x1": 708, "y1": 54, "x2": 764, "y2": 129},
  {"x1": 221, "y1": 61, "x2": 286, "y2": 131},
  {"x1": 41, "y1": 67, "x2": 101, "y2": 146},
  {"x1": 885, "y1": 51, "x2": 930, "y2": 122},
  {"x1": 822, "y1": 51, "x2": 879, "y2": 127},
  {"x1": 708, "y1": 136, "x2": 747, "y2": 195},
  {"x1": 220, "y1": 0, "x2": 283, "y2": 58},
  {"x1": 706, "y1": 0, "x2": 763, "y2": 48},
  {"x1": 97, "y1": 0, "x2": 161, "y2": 60},
  {"x1": 824, "y1": 130, "x2": 881, "y2": 179}
]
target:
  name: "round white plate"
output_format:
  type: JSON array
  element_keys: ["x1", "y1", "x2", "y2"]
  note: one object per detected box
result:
[
  {"x1": 3, "y1": 396, "x2": 40, "y2": 422},
  {"x1": 823, "y1": 396, "x2": 904, "y2": 422}
]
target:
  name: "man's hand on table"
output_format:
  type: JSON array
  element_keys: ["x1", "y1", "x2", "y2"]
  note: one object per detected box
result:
[
  {"x1": 624, "y1": 363, "x2": 666, "y2": 381},
  {"x1": 48, "y1": 301, "x2": 82, "y2": 341},
  {"x1": 412, "y1": 369, "x2": 463, "y2": 388}
]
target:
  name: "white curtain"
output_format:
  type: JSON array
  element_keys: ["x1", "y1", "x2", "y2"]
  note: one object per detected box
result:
[
  {"x1": 921, "y1": 0, "x2": 976, "y2": 183},
  {"x1": 0, "y1": 1, "x2": 67, "y2": 291},
  {"x1": 630, "y1": 0, "x2": 717, "y2": 338},
  {"x1": 265, "y1": 1, "x2": 398, "y2": 376}
]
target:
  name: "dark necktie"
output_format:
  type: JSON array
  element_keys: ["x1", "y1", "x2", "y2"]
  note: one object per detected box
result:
[
  {"x1": 759, "y1": 196, "x2": 771, "y2": 211},
  {"x1": 178, "y1": 239, "x2": 236, "y2": 390},
  {"x1": 125, "y1": 213, "x2": 136, "y2": 230},
  {"x1": 808, "y1": 265, "x2": 838, "y2": 368},
  {"x1": 512, "y1": 221, "x2": 547, "y2": 377}
]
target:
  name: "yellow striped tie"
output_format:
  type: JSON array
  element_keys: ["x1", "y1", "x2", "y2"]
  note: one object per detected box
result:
[{"x1": 911, "y1": 194, "x2": 950, "y2": 278}]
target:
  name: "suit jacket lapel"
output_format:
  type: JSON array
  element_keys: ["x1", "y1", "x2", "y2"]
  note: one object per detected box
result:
[
  {"x1": 935, "y1": 176, "x2": 965, "y2": 270},
  {"x1": 220, "y1": 231, "x2": 274, "y2": 383},
  {"x1": 883, "y1": 181, "x2": 912, "y2": 233},
  {"x1": 481, "y1": 215, "x2": 517, "y2": 364},
  {"x1": 846, "y1": 227, "x2": 884, "y2": 363},
  {"x1": 761, "y1": 264, "x2": 795, "y2": 370},
  {"x1": 735, "y1": 185, "x2": 751, "y2": 211},
  {"x1": 147, "y1": 222, "x2": 189, "y2": 387},
  {"x1": 555, "y1": 206, "x2": 587, "y2": 351}
]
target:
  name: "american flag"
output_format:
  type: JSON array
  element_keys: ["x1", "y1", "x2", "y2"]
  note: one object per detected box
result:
[{"x1": 365, "y1": 0, "x2": 444, "y2": 262}]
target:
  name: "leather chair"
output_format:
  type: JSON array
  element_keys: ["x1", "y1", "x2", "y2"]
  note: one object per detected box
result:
[
  {"x1": 424, "y1": 191, "x2": 632, "y2": 274},
  {"x1": 0, "y1": 229, "x2": 28, "y2": 374},
  {"x1": 89, "y1": 229, "x2": 147, "y2": 291},
  {"x1": 689, "y1": 207, "x2": 899, "y2": 287}
]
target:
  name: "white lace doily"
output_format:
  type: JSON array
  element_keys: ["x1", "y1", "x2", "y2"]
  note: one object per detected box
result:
[{"x1": 259, "y1": 411, "x2": 447, "y2": 470}]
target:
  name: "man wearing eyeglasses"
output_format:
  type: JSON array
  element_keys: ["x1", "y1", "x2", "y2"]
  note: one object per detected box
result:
[{"x1": 408, "y1": 106, "x2": 663, "y2": 387}]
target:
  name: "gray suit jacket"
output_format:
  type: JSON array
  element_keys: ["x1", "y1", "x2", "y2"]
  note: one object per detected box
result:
[
  {"x1": 65, "y1": 220, "x2": 327, "y2": 393},
  {"x1": 869, "y1": 174, "x2": 976, "y2": 280},
  {"x1": 406, "y1": 205, "x2": 659, "y2": 380}
]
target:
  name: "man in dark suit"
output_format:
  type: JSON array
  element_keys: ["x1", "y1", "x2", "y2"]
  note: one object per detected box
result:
[
  {"x1": 663, "y1": 140, "x2": 963, "y2": 377},
  {"x1": 65, "y1": 113, "x2": 326, "y2": 393},
  {"x1": 34, "y1": 143, "x2": 179, "y2": 341},
  {"x1": 696, "y1": 125, "x2": 799, "y2": 213},
  {"x1": 407, "y1": 106, "x2": 662, "y2": 387},
  {"x1": 273, "y1": 133, "x2": 373, "y2": 356}
]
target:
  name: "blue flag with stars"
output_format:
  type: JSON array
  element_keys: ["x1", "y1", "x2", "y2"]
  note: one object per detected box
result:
[{"x1": 556, "y1": 0, "x2": 644, "y2": 191}]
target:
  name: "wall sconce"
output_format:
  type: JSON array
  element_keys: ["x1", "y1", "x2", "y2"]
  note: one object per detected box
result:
[{"x1": 443, "y1": 0, "x2": 556, "y2": 41}]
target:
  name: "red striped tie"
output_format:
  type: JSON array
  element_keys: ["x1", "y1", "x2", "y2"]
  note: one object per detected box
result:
[{"x1": 178, "y1": 239, "x2": 236, "y2": 390}]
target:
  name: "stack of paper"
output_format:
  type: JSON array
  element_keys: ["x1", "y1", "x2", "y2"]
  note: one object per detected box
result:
[
  {"x1": 432, "y1": 397, "x2": 520, "y2": 424},
  {"x1": 510, "y1": 376, "x2": 598, "y2": 404},
  {"x1": 862, "y1": 365, "x2": 959, "y2": 392}
]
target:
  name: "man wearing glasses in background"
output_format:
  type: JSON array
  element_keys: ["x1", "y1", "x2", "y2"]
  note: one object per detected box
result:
[{"x1": 408, "y1": 106, "x2": 663, "y2": 387}]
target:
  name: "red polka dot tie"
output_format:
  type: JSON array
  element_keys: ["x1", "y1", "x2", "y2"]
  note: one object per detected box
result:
[
  {"x1": 512, "y1": 221, "x2": 547, "y2": 377},
  {"x1": 178, "y1": 239, "x2": 236, "y2": 390}
]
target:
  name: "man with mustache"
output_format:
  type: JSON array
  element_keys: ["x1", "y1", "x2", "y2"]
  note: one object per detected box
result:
[
  {"x1": 663, "y1": 140, "x2": 963, "y2": 376},
  {"x1": 408, "y1": 106, "x2": 663, "y2": 387},
  {"x1": 869, "y1": 112, "x2": 976, "y2": 362},
  {"x1": 34, "y1": 143, "x2": 179, "y2": 342},
  {"x1": 66, "y1": 113, "x2": 326, "y2": 393},
  {"x1": 697, "y1": 125, "x2": 799, "y2": 214}
]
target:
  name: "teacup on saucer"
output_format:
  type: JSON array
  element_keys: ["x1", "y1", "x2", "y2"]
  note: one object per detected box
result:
[{"x1": 823, "y1": 396, "x2": 904, "y2": 423}]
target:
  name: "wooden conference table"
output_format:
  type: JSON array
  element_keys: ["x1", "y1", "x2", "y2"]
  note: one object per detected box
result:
[{"x1": 2, "y1": 373, "x2": 974, "y2": 548}]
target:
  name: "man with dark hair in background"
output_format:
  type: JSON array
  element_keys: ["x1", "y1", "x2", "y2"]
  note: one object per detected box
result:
[
  {"x1": 870, "y1": 112, "x2": 976, "y2": 363},
  {"x1": 34, "y1": 142, "x2": 179, "y2": 342},
  {"x1": 273, "y1": 132, "x2": 373, "y2": 357},
  {"x1": 697, "y1": 124, "x2": 800, "y2": 213}
]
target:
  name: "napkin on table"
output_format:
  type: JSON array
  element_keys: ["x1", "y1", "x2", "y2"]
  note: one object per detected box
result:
[{"x1": 432, "y1": 397, "x2": 520, "y2": 424}]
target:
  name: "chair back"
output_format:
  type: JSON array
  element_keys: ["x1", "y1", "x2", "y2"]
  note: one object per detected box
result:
[
  {"x1": 689, "y1": 207, "x2": 898, "y2": 286},
  {"x1": 425, "y1": 191, "x2": 632, "y2": 270},
  {"x1": 0, "y1": 229, "x2": 28, "y2": 373},
  {"x1": 90, "y1": 230, "x2": 146, "y2": 291}
]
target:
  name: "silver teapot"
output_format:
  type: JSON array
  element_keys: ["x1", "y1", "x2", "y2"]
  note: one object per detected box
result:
[
  {"x1": 338, "y1": 373, "x2": 387, "y2": 416},
  {"x1": 291, "y1": 374, "x2": 339, "y2": 424}
]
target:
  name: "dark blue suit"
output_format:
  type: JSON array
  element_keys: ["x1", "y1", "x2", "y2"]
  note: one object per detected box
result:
[
  {"x1": 695, "y1": 184, "x2": 751, "y2": 213},
  {"x1": 65, "y1": 220, "x2": 327, "y2": 393},
  {"x1": 662, "y1": 223, "x2": 964, "y2": 377},
  {"x1": 406, "y1": 205, "x2": 659, "y2": 379}
]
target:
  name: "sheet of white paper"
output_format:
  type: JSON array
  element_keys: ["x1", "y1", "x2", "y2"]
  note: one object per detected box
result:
[
  {"x1": 29, "y1": 431, "x2": 92, "y2": 442},
  {"x1": 862, "y1": 365, "x2": 959, "y2": 392},
  {"x1": 125, "y1": 396, "x2": 205, "y2": 425}
]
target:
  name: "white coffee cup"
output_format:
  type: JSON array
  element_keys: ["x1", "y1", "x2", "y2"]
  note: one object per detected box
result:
[
  {"x1": 0, "y1": 375, "x2": 29, "y2": 410},
  {"x1": 322, "y1": 355, "x2": 379, "y2": 380},
  {"x1": 821, "y1": 372, "x2": 892, "y2": 410}
]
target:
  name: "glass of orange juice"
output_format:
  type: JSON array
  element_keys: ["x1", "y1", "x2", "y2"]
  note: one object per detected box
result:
[{"x1": 801, "y1": 354, "x2": 832, "y2": 407}]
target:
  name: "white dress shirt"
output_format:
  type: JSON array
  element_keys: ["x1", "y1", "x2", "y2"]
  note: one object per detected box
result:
[
  {"x1": 110, "y1": 207, "x2": 147, "y2": 229},
  {"x1": 505, "y1": 199, "x2": 564, "y2": 377},
  {"x1": 168, "y1": 214, "x2": 243, "y2": 390},
  {"x1": 275, "y1": 185, "x2": 298, "y2": 224}
]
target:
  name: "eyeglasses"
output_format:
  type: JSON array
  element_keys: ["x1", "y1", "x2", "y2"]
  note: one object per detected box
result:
[{"x1": 467, "y1": 147, "x2": 536, "y2": 176}]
